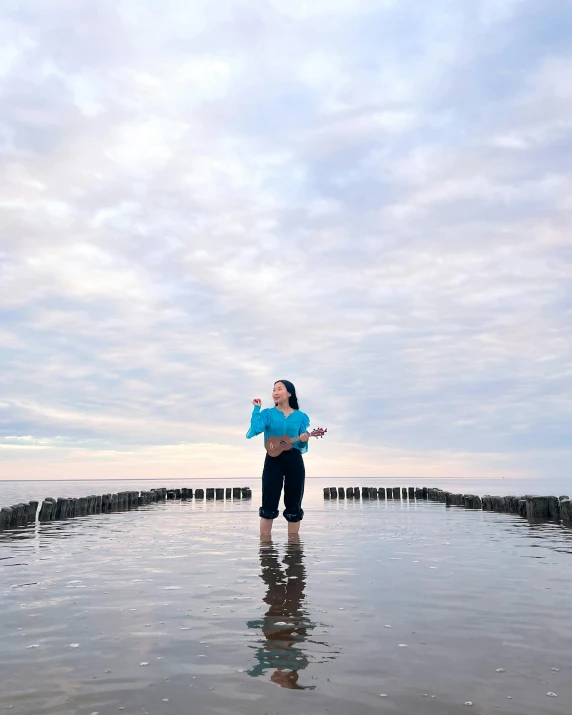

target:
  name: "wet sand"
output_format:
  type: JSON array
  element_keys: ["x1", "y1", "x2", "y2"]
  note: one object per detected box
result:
[{"x1": 1, "y1": 482, "x2": 571, "y2": 715}]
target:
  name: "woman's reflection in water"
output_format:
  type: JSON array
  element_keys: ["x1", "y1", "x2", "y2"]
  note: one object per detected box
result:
[{"x1": 247, "y1": 535, "x2": 324, "y2": 689}]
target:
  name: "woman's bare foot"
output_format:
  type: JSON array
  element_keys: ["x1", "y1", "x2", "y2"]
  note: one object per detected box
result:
[
  {"x1": 287, "y1": 521, "x2": 301, "y2": 536},
  {"x1": 260, "y1": 517, "x2": 273, "y2": 536}
]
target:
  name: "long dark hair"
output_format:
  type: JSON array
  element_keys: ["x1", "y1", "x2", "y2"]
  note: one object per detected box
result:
[{"x1": 274, "y1": 379, "x2": 299, "y2": 410}]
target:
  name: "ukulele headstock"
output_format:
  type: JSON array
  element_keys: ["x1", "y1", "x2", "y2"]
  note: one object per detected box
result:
[{"x1": 310, "y1": 427, "x2": 327, "y2": 438}]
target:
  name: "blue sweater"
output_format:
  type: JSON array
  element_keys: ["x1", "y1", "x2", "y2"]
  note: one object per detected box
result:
[{"x1": 246, "y1": 405, "x2": 310, "y2": 454}]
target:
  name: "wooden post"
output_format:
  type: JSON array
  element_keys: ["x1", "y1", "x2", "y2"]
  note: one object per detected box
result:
[
  {"x1": 226, "y1": 488, "x2": 231, "y2": 499},
  {"x1": 548, "y1": 496, "x2": 561, "y2": 521},
  {"x1": 9, "y1": 504, "x2": 27, "y2": 527},
  {"x1": 422, "y1": 487, "x2": 428, "y2": 499},
  {"x1": 526, "y1": 496, "x2": 550, "y2": 520},
  {"x1": 510, "y1": 496, "x2": 523, "y2": 513},
  {"x1": 369, "y1": 487, "x2": 378, "y2": 500},
  {"x1": 22, "y1": 503, "x2": 33, "y2": 525},
  {"x1": 463, "y1": 495, "x2": 482, "y2": 509},
  {"x1": 329, "y1": 487, "x2": 338, "y2": 498},
  {"x1": 233, "y1": 487, "x2": 241, "y2": 499},
  {"x1": 387, "y1": 487, "x2": 393, "y2": 500},
  {"x1": 402, "y1": 487, "x2": 407, "y2": 499},
  {"x1": 324, "y1": 487, "x2": 330, "y2": 498},
  {"x1": 561, "y1": 499, "x2": 572, "y2": 527},
  {"x1": 8, "y1": 505, "x2": 17, "y2": 527},
  {"x1": 10, "y1": 504, "x2": 23, "y2": 527},
  {"x1": 0, "y1": 507, "x2": 12, "y2": 530},
  {"x1": 338, "y1": 487, "x2": 345, "y2": 499},
  {"x1": 346, "y1": 487, "x2": 353, "y2": 498},
  {"x1": 167, "y1": 490, "x2": 176, "y2": 500},
  {"x1": 39, "y1": 498, "x2": 57, "y2": 521},
  {"x1": 216, "y1": 488, "x2": 224, "y2": 500},
  {"x1": 206, "y1": 488, "x2": 215, "y2": 499},
  {"x1": 378, "y1": 487, "x2": 385, "y2": 499},
  {"x1": 55, "y1": 498, "x2": 69, "y2": 520},
  {"x1": 498, "y1": 496, "x2": 518, "y2": 513},
  {"x1": 415, "y1": 487, "x2": 423, "y2": 499},
  {"x1": 408, "y1": 486, "x2": 414, "y2": 499},
  {"x1": 195, "y1": 488, "x2": 205, "y2": 499},
  {"x1": 28, "y1": 501, "x2": 38, "y2": 522},
  {"x1": 392, "y1": 487, "x2": 400, "y2": 500}
]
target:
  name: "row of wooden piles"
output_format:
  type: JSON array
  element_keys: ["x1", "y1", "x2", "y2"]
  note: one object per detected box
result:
[
  {"x1": 427, "y1": 488, "x2": 571, "y2": 524},
  {"x1": 0, "y1": 486, "x2": 253, "y2": 530},
  {"x1": 324, "y1": 486, "x2": 442, "y2": 500},
  {"x1": 324, "y1": 486, "x2": 572, "y2": 527}
]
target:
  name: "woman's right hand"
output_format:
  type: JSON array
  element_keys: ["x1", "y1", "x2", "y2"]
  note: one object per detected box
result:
[{"x1": 252, "y1": 398, "x2": 262, "y2": 407}]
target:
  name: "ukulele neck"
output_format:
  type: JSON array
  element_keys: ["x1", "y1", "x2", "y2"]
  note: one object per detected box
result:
[{"x1": 286, "y1": 434, "x2": 307, "y2": 444}]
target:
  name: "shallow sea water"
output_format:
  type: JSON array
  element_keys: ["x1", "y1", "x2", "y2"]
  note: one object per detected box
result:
[{"x1": 1, "y1": 478, "x2": 572, "y2": 715}]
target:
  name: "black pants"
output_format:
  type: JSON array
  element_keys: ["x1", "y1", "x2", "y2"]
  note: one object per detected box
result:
[{"x1": 259, "y1": 449, "x2": 305, "y2": 522}]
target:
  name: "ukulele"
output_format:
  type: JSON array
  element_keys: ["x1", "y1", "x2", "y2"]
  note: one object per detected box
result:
[{"x1": 265, "y1": 428, "x2": 327, "y2": 457}]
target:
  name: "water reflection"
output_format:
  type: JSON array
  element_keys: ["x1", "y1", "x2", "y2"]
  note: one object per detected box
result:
[{"x1": 247, "y1": 536, "x2": 324, "y2": 689}]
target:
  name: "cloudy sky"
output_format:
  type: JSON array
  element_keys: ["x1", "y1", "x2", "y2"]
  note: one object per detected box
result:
[{"x1": 1, "y1": 0, "x2": 571, "y2": 482}]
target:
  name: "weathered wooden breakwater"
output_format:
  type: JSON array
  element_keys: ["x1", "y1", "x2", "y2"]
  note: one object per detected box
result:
[
  {"x1": 323, "y1": 486, "x2": 572, "y2": 528},
  {"x1": 0, "y1": 486, "x2": 252, "y2": 531}
]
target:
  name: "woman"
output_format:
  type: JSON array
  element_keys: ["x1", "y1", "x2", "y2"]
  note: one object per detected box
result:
[{"x1": 246, "y1": 380, "x2": 310, "y2": 536}]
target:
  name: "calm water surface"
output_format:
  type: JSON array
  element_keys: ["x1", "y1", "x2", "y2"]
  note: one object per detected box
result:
[{"x1": 1, "y1": 478, "x2": 571, "y2": 715}]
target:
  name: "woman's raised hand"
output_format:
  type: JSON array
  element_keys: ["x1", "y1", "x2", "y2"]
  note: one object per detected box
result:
[{"x1": 252, "y1": 398, "x2": 262, "y2": 407}]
